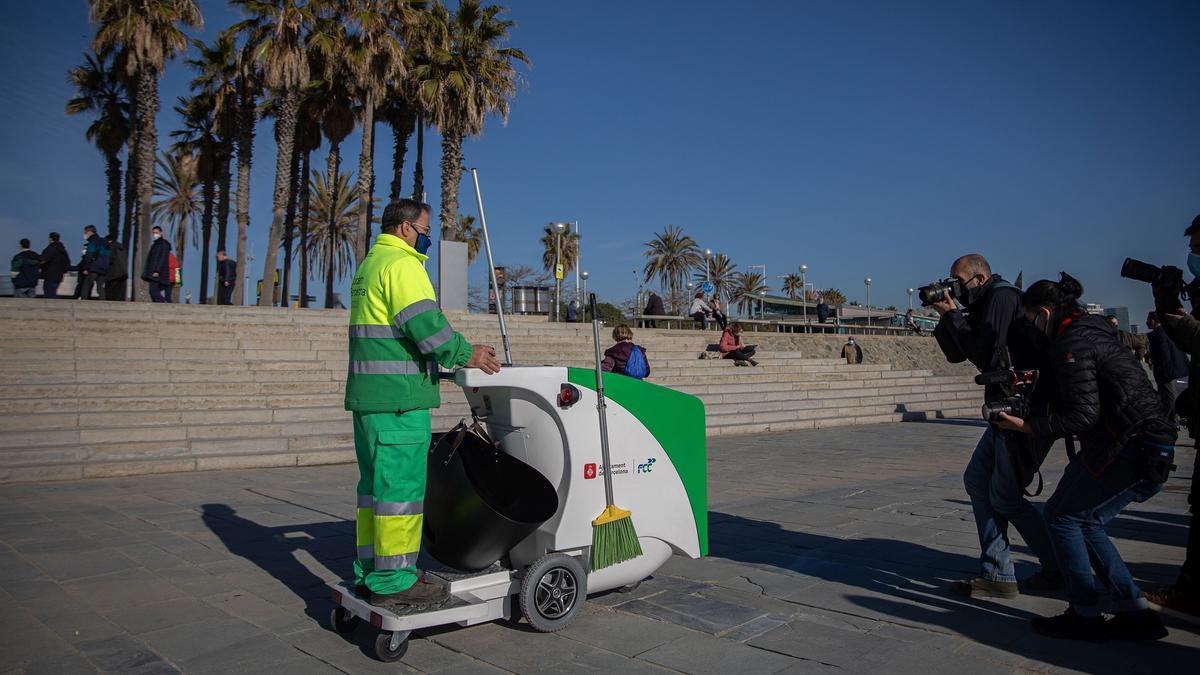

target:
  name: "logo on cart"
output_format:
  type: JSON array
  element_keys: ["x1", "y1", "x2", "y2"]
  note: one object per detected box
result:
[
  {"x1": 636, "y1": 458, "x2": 657, "y2": 474},
  {"x1": 583, "y1": 463, "x2": 597, "y2": 480}
]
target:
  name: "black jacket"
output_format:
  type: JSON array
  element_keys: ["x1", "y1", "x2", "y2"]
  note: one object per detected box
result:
[
  {"x1": 602, "y1": 341, "x2": 649, "y2": 377},
  {"x1": 1148, "y1": 327, "x2": 1188, "y2": 383},
  {"x1": 643, "y1": 293, "x2": 665, "y2": 316},
  {"x1": 217, "y1": 258, "x2": 237, "y2": 284},
  {"x1": 39, "y1": 241, "x2": 70, "y2": 283},
  {"x1": 142, "y1": 238, "x2": 171, "y2": 282},
  {"x1": 1029, "y1": 313, "x2": 1165, "y2": 475},
  {"x1": 10, "y1": 250, "x2": 40, "y2": 289}
]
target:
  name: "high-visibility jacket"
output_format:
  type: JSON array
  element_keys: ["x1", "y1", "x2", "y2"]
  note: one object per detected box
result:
[{"x1": 345, "y1": 234, "x2": 472, "y2": 412}]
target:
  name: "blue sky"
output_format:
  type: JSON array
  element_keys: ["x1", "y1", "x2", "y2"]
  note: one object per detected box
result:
[{"x1": 2, "y1": 0, "x2": 1198, "y2": 326}]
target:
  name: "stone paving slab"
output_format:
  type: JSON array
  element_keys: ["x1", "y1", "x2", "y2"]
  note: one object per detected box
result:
[{"x1": 0, "y1": 421, "x2": 1197, "y2": 673}]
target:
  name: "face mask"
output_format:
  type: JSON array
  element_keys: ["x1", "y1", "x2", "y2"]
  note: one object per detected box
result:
[
  {"x1": 414, "y1": 232, "x2": 432, "y2": 255},
  {"x1": 152, "y1": 233, "x2": 161, "y2": 241},
  {"x1": 962, "y1": 277, "x2": 988, "y2": 305},
  {"x1": 1188, "y1": 253, "x2": 1200, "y2": 278}
]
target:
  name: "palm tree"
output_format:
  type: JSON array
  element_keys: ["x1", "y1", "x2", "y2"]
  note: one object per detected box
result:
[
  {"x1": 90, "y1": 0, "x2": 203, "y2": 302},
  {"x1": 152, "y1": 149, "x2": 201, "y2": 301},
  {"x1": 446, "y1": 214, "x2": 481, "y2": 263},
  {"x1": 381, "y1": 94, "x2": 417, "y2": 202},
  {"x1": 412, "y1": 0, "x2": 529, "y2": 244},
  {"x1": 292, "y1": 97, "x2": 322, "y2": 307},
  {"x1": 66, "y1": 49, "x2": 132, "y2": 241},
  {"x1": 171, "y1": 93, "x2": 219, "y2": 304},
  {"x1": 540, "y1": 225, "x2": 579, "y2": 276},
  {"x1": 730, "y1": 271, "x2": 769, "y2": 317},
  {"x1": 642, "y1": 225, "x2": 701, "y2": 311},
  {"x1": 819, "y1": 288, "x2": 847, "y2": 305},
  {"x1": 691, "y1": 252, "x2": 737, "y2": 302},
  {"x1": 233, "y1": 0, "x2": 314, "y2": 307},
  {"x1": 304, "y1": 168, "x2": 365, "y2": 298},
  {"x1": 782, "y1": 273, "x2": 803, "y2": 299}
]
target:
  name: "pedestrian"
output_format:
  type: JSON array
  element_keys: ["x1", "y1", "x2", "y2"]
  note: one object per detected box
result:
[
  {"x1": 689, "y1": 291, "x2": 712, "y2": 329},
  {"x1": 841, "y1": 336, "x2": 863, "y2": 364},
  {"x1": 141, "y1": 225, "x2": 171, "y2": 303},
  {"x1": 816, "y1": 292, "x2": 830, "y2": 324},
  {"x1": 103, "y1": 233, "x2": 128, "y2": 301},
  {"x1": 345, "y1": 198, "x2": 501, "y2": 611},
  {"x1": 566, "y1": 298, "x2": 578, "y2": 322},
  {"x1": 711, "y1": 296, "x2": 728, "y2": 331},
  {"x1": 10, "y1": 238, "x2": 40, "y2": 298},
  {"x1": 643, "y1": 290, "x2": 665, "y2": 328},
  {"x1": 905, "y1": 308, "x2": 924, "y2": 336},
  {"x1": 216, "y1": 249, "x2": 236, "y2": 305},
  {"x1": 997, "y1": 273, "x2": 1174, "y2": 641},
  {"x1": 601, "y1": 324, "x2": 651, "y2": 378},
  {"x1": 1146, "y1": 312, "x2": 1188, "y2": 426},
  {"x1": 719, "y1": 322, "x2": 758, "y2": 366},
  {"x1": 78, "y1": 224, "x2": 106, "y2": 300},
  {"x1": 39, "y1": 232, "x2": 70, "y2": 299}
]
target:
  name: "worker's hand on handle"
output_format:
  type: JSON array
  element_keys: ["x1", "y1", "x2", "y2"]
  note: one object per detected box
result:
[{"x1": 468, "y1": 344, "x2": 502, "y2": 374}]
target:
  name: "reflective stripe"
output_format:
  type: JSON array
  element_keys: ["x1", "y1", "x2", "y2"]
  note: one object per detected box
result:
[
  {"x1": 357, "y1": 494, "x2": 374, "y2": 508},
  {"x1": 374, "y1": 500, "x2": 423, "y2": 516},
  {"x1": 416, "y1": 325, "x2": 454, "y2": 355},
  {"x1": 350, "y1": 324, "x2": 401, "y2": 339},
  {"x1": 393, "y1": 299, "x2": 439, "y2": 328},
  {"x1": 374, "y1": 552, "x2": 418, "y2": 570},
  {"x1": 349, "y1": 360, "x2": 422, "y2": 375},
  {"x1": 356, "y1": 545, "x2": 374, "y2": 560}
]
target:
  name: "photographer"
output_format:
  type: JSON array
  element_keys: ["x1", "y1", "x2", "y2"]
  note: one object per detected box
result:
[
  {"x1": 930, "y1": 254, "x2": 1060, "y2": 599},
  {"x1": 997, "y1": 274, "x2": 1173, "y2": 641},
  {"x1": 1143, "y1": 214, "x2": 1200, "y2": 619}
]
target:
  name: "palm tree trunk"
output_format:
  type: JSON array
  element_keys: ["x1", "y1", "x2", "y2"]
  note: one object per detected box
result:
[
  {"x1": 388, "y1": 103, "x2": 415, "y2": 202},
  {"x1": 325, "y1": 142, "x2": 341, "y2": 309},
  {"x1": 234, "y1": 81, "x2": 256, "y2": 306},
  {"x1": 173, "y1": 221, "x2": 189, "y2": 303},
  {"x1": 197, "y1": 152, "x2": 216, "y2": 305},
  {"x1": 212, "y1": 143, "x2": 232, "y2": 303},
  {"x1": 104, "y1": 150, "x2": 122, "y2": 240},
  {"x1": 280, "y1": 140, "x2": 301, "y2": 308},
  {"x1": 132, "y1": 67, "x2": 159, "y2": 302},
  {"x1": 438, "y1": 130, "x2": 464, "y2": 241},
  {"x1": 258, "y1": 88, "x2": 298, "y2": 307},
  {"x1": 355, "y1": 92, "x2": 376, "y2": 263},
  {"x1": 412, "y1": 110, "x2": 424, "y2": 200},
  {"x1": 298, "y1": 148, "x2": 311, "y2": 308},
  {"x1": 122, "y1": 115, "x2": 138, "y2": 249}
]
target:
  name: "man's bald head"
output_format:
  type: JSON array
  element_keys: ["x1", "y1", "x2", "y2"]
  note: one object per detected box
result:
[{"x1": 950, "y1": 254, "x2": 992, "y2": 284}]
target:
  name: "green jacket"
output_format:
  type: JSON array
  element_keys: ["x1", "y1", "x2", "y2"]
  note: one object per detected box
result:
[{"x1": 344, "y1": 234, "x2": 472, "y2": 413}]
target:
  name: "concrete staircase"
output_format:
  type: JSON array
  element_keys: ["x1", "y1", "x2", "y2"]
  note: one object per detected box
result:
[{"x1": 0, "y1": 299, "x2": 980, "y2": 482}]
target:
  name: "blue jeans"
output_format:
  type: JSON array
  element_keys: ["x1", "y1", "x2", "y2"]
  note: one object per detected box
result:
[
  {"x1": 963, "y1": 427, "x2": 1059, "y2": 583},
  {"x1": 1044, "y1": 447, "x2": 1160, "y2": 614}
]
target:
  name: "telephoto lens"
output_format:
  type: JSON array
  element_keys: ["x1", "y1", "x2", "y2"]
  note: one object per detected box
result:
[{"x1": 1121, "y1": 258, "x2": 1162, "y2": 284}]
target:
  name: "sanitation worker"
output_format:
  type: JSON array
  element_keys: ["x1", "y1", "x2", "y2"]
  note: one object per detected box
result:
[{"x1": 346, "y1": 198, "x2": 502, "y2": 610}]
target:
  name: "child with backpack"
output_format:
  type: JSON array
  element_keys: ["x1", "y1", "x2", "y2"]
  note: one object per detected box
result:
[{"x1": 601, "y1": 324, "x2": 650, "y2": 379}]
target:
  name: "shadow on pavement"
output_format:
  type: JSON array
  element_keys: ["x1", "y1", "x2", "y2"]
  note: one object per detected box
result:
[{"x1": 709, "y1": 511, "x2": 1200, "y2": 671}]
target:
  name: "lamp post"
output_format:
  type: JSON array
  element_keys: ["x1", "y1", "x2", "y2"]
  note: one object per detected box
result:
[
  {"x1": 634, "y1": 269, "x2": 642, "y2": 315},
  {"x1": 573, "y1": 221, "x2": 580, "y2": 304},
  {"x1": 549, "y1": 221, "x2": 568, "y2": 321},
  {"x1": 800, "y1": 264, "x2": 808, "y2": 332},
  {"x1": 864, "y1": 277, "x2": 872, "y2": 328},
  {"x1": 759, "y1": 290, "x2": 767, "y2": 320},
  {"x1": 704, "y1": 248, "x2": 712, "y2": 282},
  {"x1": 581, "y1": 270, "x2": 589, "y2": 320},
  {"x1": 907, "y1": 288, "x2": 914, "y2": 312}
]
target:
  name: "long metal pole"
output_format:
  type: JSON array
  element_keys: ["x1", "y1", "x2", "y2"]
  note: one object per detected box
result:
[
  {"x1": 555, "y1": 231, "x2": 562, "y2": 322},
  {"x1": 801, "y1": 271, "x2": 807, "y2": 332},
  {"x1": 574, "y1": 221, "x2": 580, "y2": 303},
  {"x1": 867, "y1": 284, "x2": 872, "y2": 327},
  {"x1": 470, "y1": 168, "x2": 512, "y2": 364}
]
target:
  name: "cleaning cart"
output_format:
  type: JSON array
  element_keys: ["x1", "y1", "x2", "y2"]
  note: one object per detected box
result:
[{"x1": 330, "y1": 366, "x2": 707, "y2": 661}]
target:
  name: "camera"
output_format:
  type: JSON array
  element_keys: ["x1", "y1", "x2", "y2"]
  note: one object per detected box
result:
[
  {"x1": 918, "y1": 278, "x2": 965, "y2": 307},
  {"x1": 1121, "y1": 258, "x2": 1195, "y2": 313},
  {"x1": 975, "y1": 368, "x2": 1039, "y2": 423}
]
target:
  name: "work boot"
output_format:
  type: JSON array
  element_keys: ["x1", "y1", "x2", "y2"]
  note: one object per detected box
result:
[
  {"x1": 950, "y1": 577, "x2": 1018, "y2": 599},
  {"x1": 1031, "y1": 608, "x2": 1107, "y2": 642},
  {"x1": 1106, "y1": 609, "x2": 1168, "y2": 642},
  {"x1": 1020, "y1": 569, "x2": 1064, "y2": 594},
  {"x1": 370, "y1": 576, "x2": 449, "y2": 611}
]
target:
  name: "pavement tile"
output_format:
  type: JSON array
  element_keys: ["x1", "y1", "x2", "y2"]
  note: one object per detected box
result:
[
  {"x1": 139, "y1": 616, "x2": 267, "y2": 664},
  {"x1": 637, "y1": 633, "x2": 796, "y2": 674},
  {"x1": 425, "y1": 620, "x2": 604, "y2": 673},
  {"x1": 558, "y1": 605, "x2": 690, "y2": 657},
  {"x1": 74, "y1": 635, "x2": 180, "y2": 674},
  {"x1": 102, "y1": 596, "x2": 227, "y2": 635},
  {"x1": 618, "y1": 590, "x2": 766, "y2": 635},
  {"x1": 746, "y1": 618, "x2": 899, "y2": 668}
]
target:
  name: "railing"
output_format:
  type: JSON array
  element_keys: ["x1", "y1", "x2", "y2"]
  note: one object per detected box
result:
[{"x1": 632, "y1": 314, "x2": 932, "y2": 336}]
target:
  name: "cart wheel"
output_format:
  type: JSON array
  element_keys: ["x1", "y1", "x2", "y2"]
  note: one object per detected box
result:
[
  {"x1": 330, "y1": 606, "x2": 360, "y2": 635},
  {"x1": 373, "y1": 630, "x2": 409, "y2": 662},
  {"x1": 519, "y1": 553, "x2": 587, "y2": 632}
]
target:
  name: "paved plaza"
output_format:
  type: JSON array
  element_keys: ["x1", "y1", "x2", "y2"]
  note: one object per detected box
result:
[{"x1": 0, "y1": 421, "x2": 1196, "y2": 674}]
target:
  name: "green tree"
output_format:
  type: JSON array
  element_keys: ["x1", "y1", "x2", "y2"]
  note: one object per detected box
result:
[
  {"x1": 642, "y1": 225, "x2": 701, "y2": 312},
  {"x1": 170, "y1": 93, "x2": 219, "y2": 303},
  {"x1": 411, "y1": 0, "x2": 529, "y2": 242},
  {"x1": 90, "y1": 0, "x2": 203, "y2": 301},
  {"x1": 820, "y1": 287, "x2": 847, "y2": 305},
  {"x1": 446, "y1": 214, "x2": 482, "y2": 263},
  {"x1": 303, "y1": 168, "x2": 367, "y2": 295},
  {"x1": 540, "y1": 225, "x2": 579, "y2": 275},
  {"x1": 152, "y1": 149, "x2": 201, "y2": 301},
  {"x1": 730, "y1": 271, "x2": 769, "y2": 317},
  {"x1": 692, "y1": 252, "x2": 737, "y2": 303},
  {"x1": 66, "y1": 49, "x2": 132, "y2": 242},
  {"x1": 782, "y1": 273, "x2": 803, "y2": 299}
]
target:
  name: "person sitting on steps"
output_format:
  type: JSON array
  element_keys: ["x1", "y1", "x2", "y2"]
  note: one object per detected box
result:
[
  {"x1": 689, "y1": 291, "x2": 713, "y2": 329},
  {"x1": 601, "y1": 324, "x2": 650, "y2": 379},
  {"x1": 719, "y1": 322, "x2": 758, "y2": 366},
  {"x1": 841, "y1": 336, "x2": 863, "y2": 364},
  {"x1": 711, "y1": 296, "x2": 728, "y2": 331}
]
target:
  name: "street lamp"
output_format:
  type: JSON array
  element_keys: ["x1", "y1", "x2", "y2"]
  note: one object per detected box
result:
[
  {"x1": 634, "y1": 269, "x2": 642, "y2": 315},
  {"x1": 704, "y1": 248, "x2": 712, "y2": 282},
  {"x1": 907, "y1": 288, "x2": 914, "y2": 312},
  {"x1": 759, "y1": 290, "x2": 767, "y2": 320},
  {"x1": 549, "y1": 221, "x2": 569, "y2": 321},
  {"x1": 864, "y1": 277, "x2": 872, "y2": 327},
  {"x1": 581, "y1": 270, "x2": 589, "y2": 320},
  {"x1": 800, "y1": 264, "x2": 808, "y2": 332}
]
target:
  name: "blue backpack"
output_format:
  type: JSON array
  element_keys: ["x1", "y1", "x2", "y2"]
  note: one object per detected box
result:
[{"x1": 624, "y1": 345, "x2": 649, "y2": 380}]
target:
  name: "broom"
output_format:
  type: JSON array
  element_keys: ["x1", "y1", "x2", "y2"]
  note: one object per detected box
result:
[{"x1": 588, "y1": 293, "x2": 642, "y2": 570}]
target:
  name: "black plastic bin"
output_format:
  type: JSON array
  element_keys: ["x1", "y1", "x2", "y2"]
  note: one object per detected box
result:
[{"x1": 423, "y1": 427, "x2": 559, "y2": 571}]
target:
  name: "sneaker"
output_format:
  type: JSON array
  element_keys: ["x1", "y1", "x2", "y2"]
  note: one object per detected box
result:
[
  {"x1": 734, "y1": 360, "x2": 749, "y2": 367},
  {"x1": 1020, "y1": 569, "x2": 1064, "y2": 593},
  {"x1": 748, "y1": 359, "x2": 759, "y2": 367},
  {"x1": 949, "y1": 577, "x2": 1019, "y2": 599},
  {"x1": 1106, "y1": 609, "x2": 1168, "y2": 642},
  {"x1": 1031, "y1": 608, "x2": 1107, "y2": 642},
  {"x1": 370, "y1": 577, "x2": 449, "y2": 611},
  {"x1": 1145, "y1": 586, "x2": 1200, "y2": 620}
]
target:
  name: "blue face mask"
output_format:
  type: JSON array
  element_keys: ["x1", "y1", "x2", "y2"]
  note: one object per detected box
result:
[
  {"x1": 1188, "y1": 253, "x2": 1200, "y2": 278},
  {"x1": 414, "y1": 232, "x2": 432, "y2": 255}
]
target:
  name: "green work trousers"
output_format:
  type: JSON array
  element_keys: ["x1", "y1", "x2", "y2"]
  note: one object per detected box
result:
[{"x1": 353, "y1": 408, "x2": 431, "y2": 594}]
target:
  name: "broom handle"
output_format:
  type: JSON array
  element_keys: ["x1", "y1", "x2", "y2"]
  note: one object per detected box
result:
[
  {"x1": 470, "y1": 168, "x2": 512, "y2": 365},
  {"x1": 589, "y1": 293, "x2": 615, "y2": 506}
]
